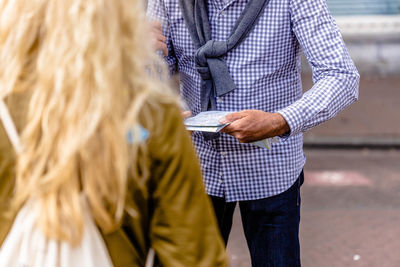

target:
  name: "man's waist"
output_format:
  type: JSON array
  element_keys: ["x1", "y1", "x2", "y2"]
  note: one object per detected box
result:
[{"x1": 193, "y1": 133, "x2": 303, "y2": 155}]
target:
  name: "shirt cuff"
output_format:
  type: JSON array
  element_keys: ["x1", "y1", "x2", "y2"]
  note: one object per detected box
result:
[{"x1": 276, "y1": 104, "x2": 304, "y2": 138}]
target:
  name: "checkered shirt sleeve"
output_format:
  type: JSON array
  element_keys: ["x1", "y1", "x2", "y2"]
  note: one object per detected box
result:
[
  {"x1": 146, "y1": 0, "x2": 359, "y2": 202},
  {"x1": 277, "y1": 0, "x2": 359, "y2": 136}
]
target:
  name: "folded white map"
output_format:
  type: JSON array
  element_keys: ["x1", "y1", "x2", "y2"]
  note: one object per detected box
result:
[{"x1": 184, "y1": 111, "x2": 279, "y2": 149}]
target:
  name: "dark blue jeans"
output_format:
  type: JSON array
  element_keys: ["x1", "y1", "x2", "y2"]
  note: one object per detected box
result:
[{"x1": 210, "y1": 171, "x2": 304, "y2": 267}]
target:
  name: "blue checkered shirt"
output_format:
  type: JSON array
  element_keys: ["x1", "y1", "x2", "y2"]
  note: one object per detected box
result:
[{"x1": 147, "y1": 0, "x2": 359, "y2": 202}]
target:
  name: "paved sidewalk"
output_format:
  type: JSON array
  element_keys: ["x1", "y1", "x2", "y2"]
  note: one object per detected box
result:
[
  {"x1": 302, "y1": 75, "x2": 400, "y2": 142},
  {"x1": 227, "y1": 149, "x2": 400, "y2": 267}
]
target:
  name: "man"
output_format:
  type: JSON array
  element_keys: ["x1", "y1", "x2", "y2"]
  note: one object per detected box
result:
[{"x1": 147, "y1": 0, "x2": 359, "y2": 266}]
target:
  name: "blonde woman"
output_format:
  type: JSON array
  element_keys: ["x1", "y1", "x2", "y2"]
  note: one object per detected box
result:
[{"x1": 0, "y1": 0, "x2": 227, "y2": 266}]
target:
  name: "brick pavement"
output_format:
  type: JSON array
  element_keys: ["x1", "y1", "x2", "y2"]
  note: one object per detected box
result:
[
  {"x1": 301, "y1": 209, "x2": 400, "y2": 267},
  {"x1": 227, "y1": 149, "x2": 400, "y2": 267}
]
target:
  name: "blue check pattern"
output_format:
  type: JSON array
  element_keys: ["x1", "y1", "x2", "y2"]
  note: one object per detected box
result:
[{"x1": 148, "y1": 0, "x2": 359, "y2": 202}]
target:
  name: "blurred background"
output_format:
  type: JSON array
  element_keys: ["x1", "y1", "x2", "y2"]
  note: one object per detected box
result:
[{"x1": 227, "y1": 1, "x2": 400, "y2": 266}]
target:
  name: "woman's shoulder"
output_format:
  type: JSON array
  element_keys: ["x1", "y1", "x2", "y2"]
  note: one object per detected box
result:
[{"x1": 139, "y1": 92, "x2": 183, "y2": 149}]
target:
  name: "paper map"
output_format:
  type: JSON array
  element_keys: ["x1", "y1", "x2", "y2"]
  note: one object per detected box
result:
[
  {"x1": 184, "y1": 111, "x2": 279, "y2": 149},
  {"x1": 184, "y1": 111, "x2": 232, "y2": 127}
]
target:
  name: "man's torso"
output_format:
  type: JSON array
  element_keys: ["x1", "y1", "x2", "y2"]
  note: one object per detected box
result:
[{"x1": 158, "y1": 0, "x2": 305, "y2": 201}]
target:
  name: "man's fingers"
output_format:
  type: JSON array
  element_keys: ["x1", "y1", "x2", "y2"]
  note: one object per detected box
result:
[
  {"x1": 225, "y1": 124, "x2": 250, "y2": 143},
  {"x1": 181, "y1": 110, "x2": 192, "y2": 119},
  {"x1": 220, "y1": 118, "x2": 252, "y2": 143},
  {"x1": 221, "y1": 119, "x2": 241, "y2": 134},
  {"x1": 150, "y1": 27, "x2": 163, "y2": 36},
  {"x1": 220, "y1": 112, "x2": 246, "y2": 124},
  {"x1": 148, "y1": 21, "x2": 168, "y2": 55},
  {"x1": 153, "y1": 40, "x2": 168, "y2": 56},
  {"x1": 150, "y1": 30, "x2": 166, "y2": 42},
  {"x1": 222, "y1": 128, "x2": 248, "y2": 143},
  {"x1": 149, "y1": 21, "x2": 162, "y2": 31},
  {"x1": 149, "y1": 28, "x2": 168, "y2": 55},
  {"x1": 161, "y1": 43, "x2": 168, "y2": 56},
  {"x1": 157, "y1": 34, "x2": 167, "y2": 43}
]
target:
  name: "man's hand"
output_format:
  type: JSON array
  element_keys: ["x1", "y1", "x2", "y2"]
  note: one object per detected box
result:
[
  {"x1": 149, "y1": 21, "x2": 168, "y2": 56},
  {"x1": 181, "y1": 110, "x2": 193, "y2": 135},
  {"x1": 219, "y1": 110, "x2": 290, "y2": 143},
  {"x1": 181, "y1": 110, "x2": 192, "y2": 119}
]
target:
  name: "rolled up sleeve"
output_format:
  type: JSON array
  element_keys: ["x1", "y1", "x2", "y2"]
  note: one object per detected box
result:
[{"x1": 277, "y1": 0, "x2": 360, "y2": 137}]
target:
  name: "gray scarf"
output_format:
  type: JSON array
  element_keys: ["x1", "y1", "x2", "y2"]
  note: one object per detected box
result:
[{"x1": 179, "y1": 0, "x2": 271, "y2": 112}]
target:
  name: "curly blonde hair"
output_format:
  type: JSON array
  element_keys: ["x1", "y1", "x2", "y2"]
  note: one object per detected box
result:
[{"x1": 0, "y1": 0, "x2": 173, "y2": 245}]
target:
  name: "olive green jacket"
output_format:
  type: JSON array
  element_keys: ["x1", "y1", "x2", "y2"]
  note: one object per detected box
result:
[{"x1": 0, "y1": 95, "x2": 228, "y2": 267}]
